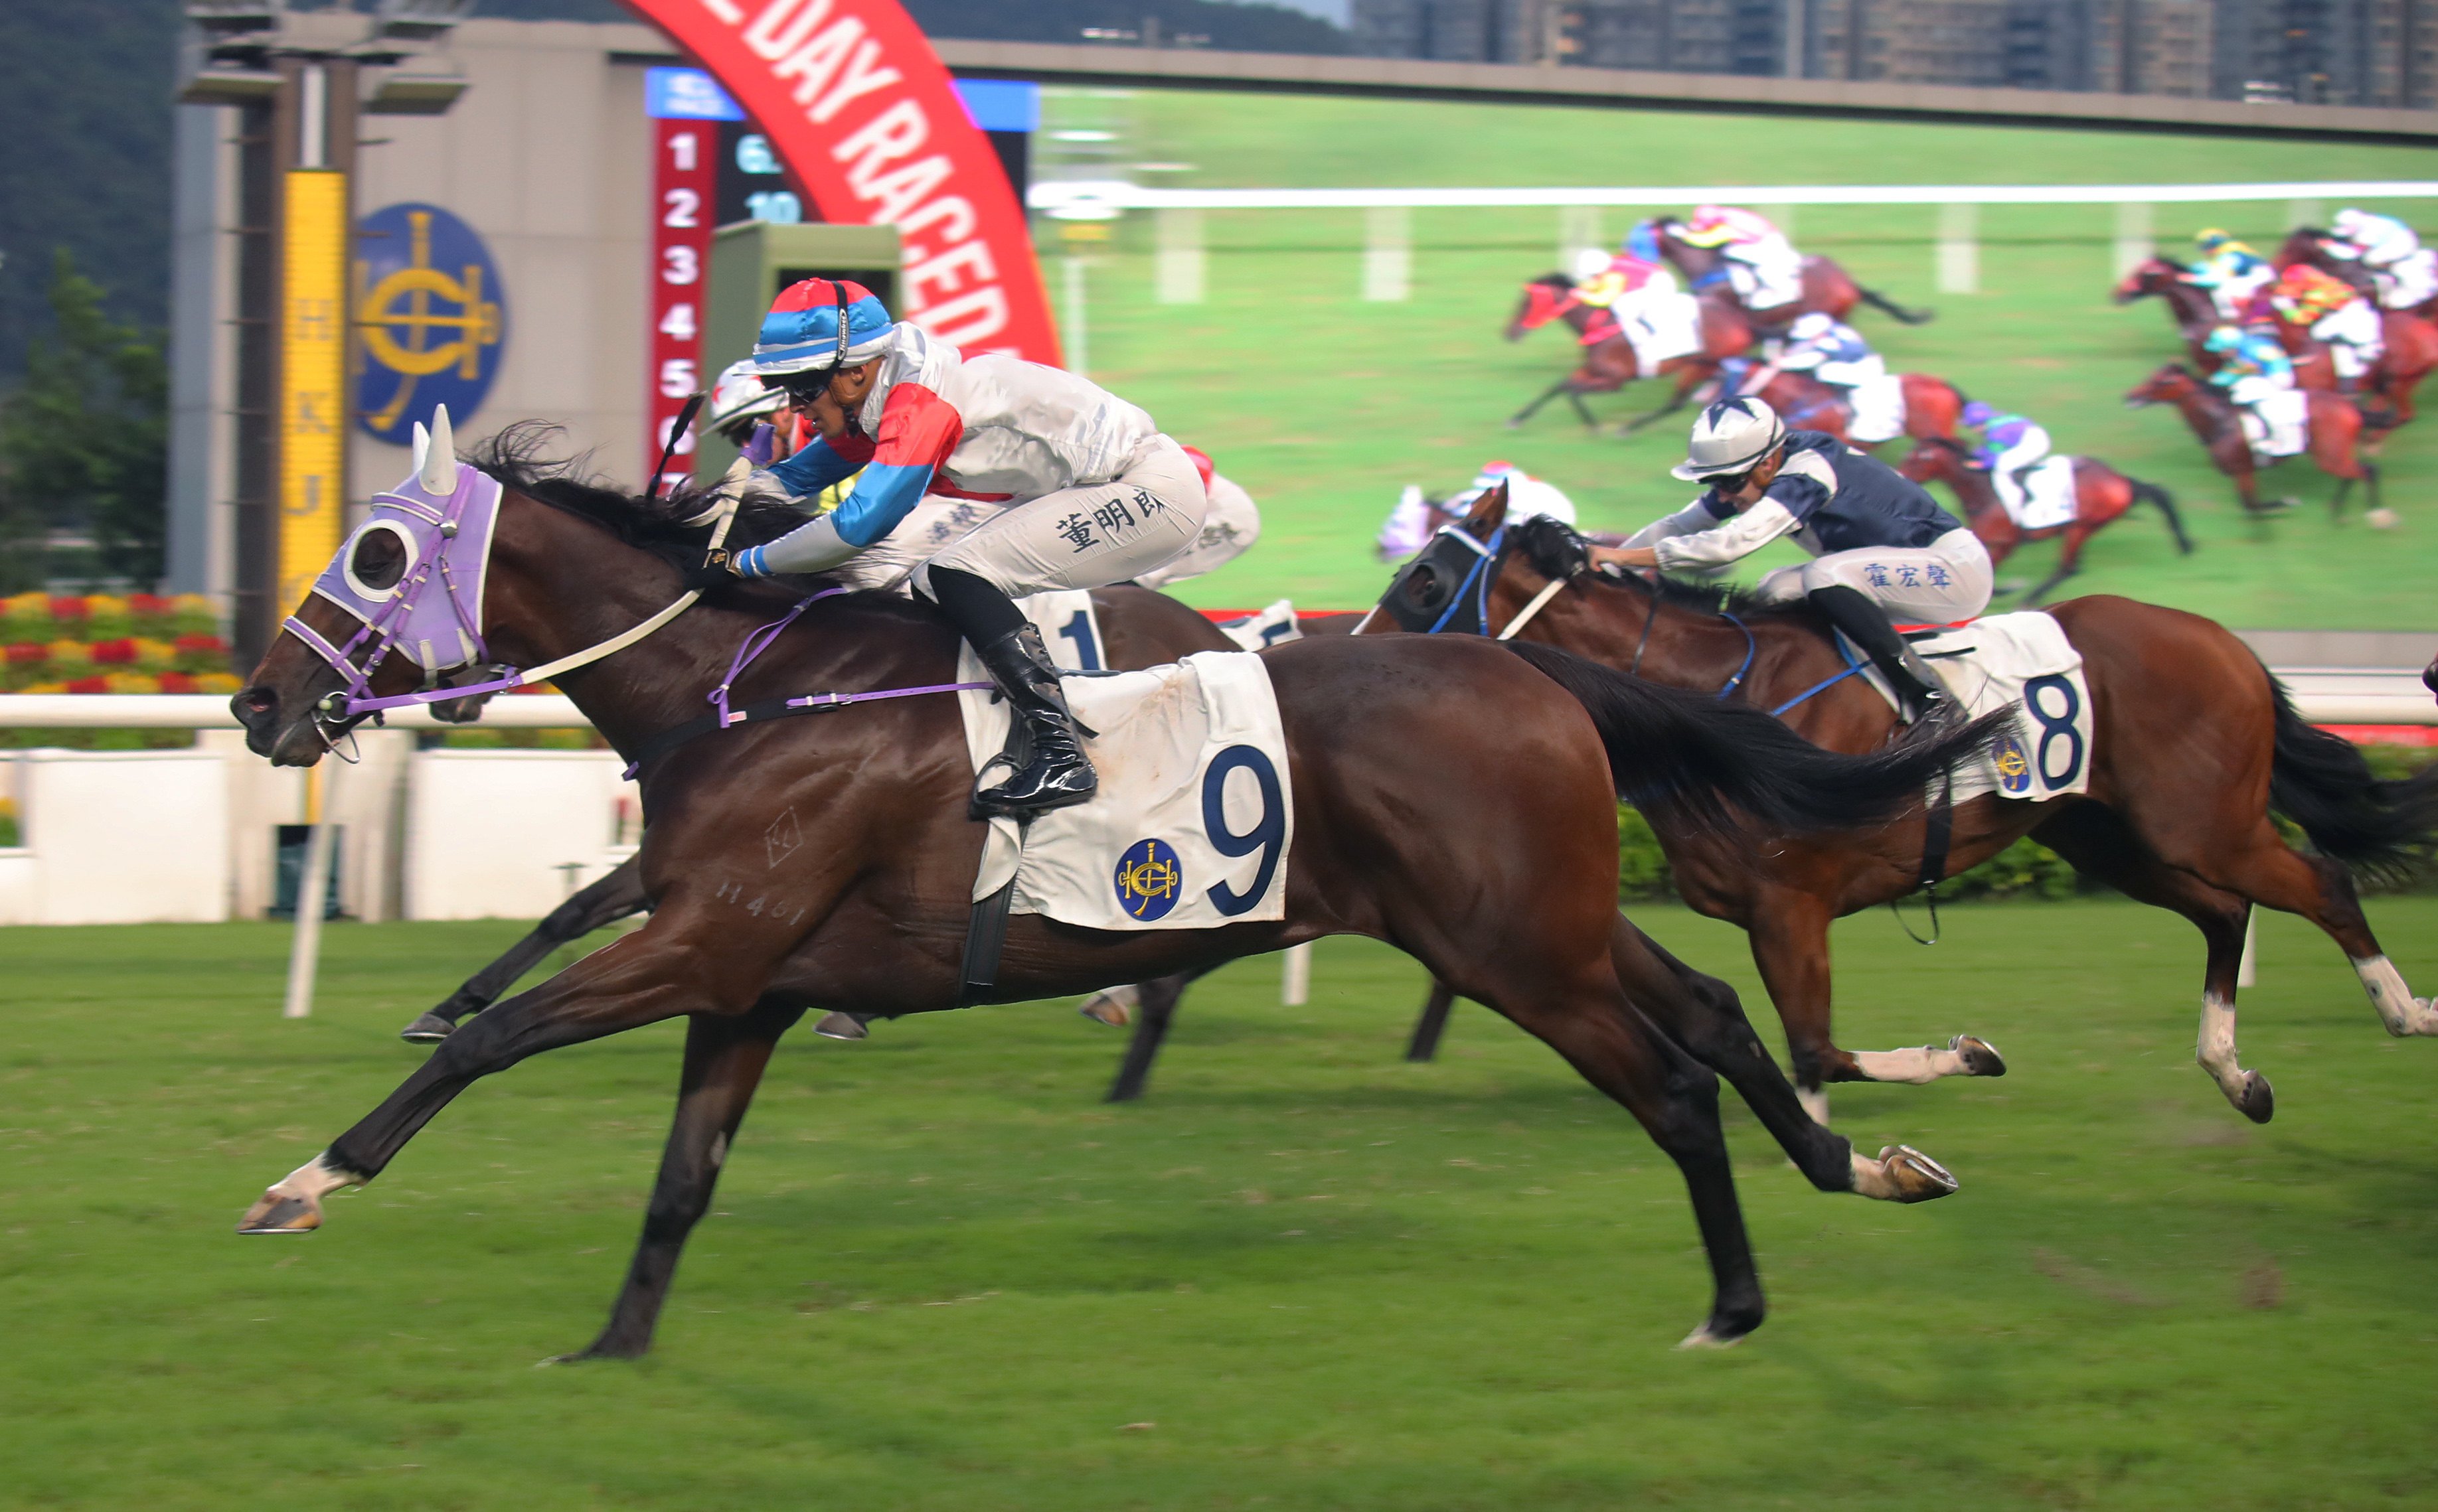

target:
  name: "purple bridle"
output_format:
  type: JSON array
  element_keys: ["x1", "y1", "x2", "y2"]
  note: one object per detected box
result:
[{"x1": 282, "y1": 465, "x2": 513, "y2": 723}]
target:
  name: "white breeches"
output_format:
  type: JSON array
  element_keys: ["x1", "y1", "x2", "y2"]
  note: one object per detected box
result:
[
  {"x1": 1724, "y1": 240, "x2": 1805, "y2": 310},
  {"x1": 2312, "y1": 303, "x2": 2385, "y2": 380},
  {"x1": 1838, "y1": 370, "x2": 1907, "y2": 445},
  {"x1": 1135, "y1": 473, "x2": 1261, "y2": 590},
  {"x1": 2208, "y1": 268, "x2": 2275, "y2": 319},
  {"x1": 913, "y1": 434, "x2": 1205, "y2": 601},
  {"x1": 2370, "y1": 250, "x2": 2438, "y2": 309},
  {"x1": 1755, "y1": 528, "x2": 1994, "y2": 626},
  {"x1": 1990, "y1": 431, "x2": 2053, "y2": 514}
]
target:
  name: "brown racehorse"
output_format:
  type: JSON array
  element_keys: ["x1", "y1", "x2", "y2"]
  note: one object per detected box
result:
[
  {"x1": 2275, "y1": 226, "x2": 2438, "y2": 321},
  {"x1": 393, "y1": 581, "x2": 1244, "y2": 1045},
  {"x1": 2125, "y1": 363, "x2": 2383, "y2": 519},
  {"x1": 2113, "y1": 256, "x2": 2358, "y2": 397},
  {"x1": 1713, "y1": 362, "x2": 1968, "y2": 448},
  {"x1": 1898, "y1": 435, "x2": 2192, "y2": 605},
  {"x1": 1638, "y1": 216, "x2": 1932, "y2": 331},
  {"x1": 1503, "y1": 271, "x2": 1753, "y2": 429},
  {"x1": 2261, "y1": 230, "x2": 2438, "y2": 430},
  {"x1": 1365, "y1": 494, "x2": 2438, "y2": 1127},
  {"x1": 229, "y1": 449, "x2": 1994, "y2": 1356}
]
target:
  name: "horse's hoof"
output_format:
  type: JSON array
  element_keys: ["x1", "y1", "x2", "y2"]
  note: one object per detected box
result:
[
  {"x1": 1951, "y1": 1034, "x2": 2007, "y2": 1077},
  {"x1": 1078, "y1": 986, "x2": 1136, "y2": 1027},
  {"x1": 2366, "y1": 507, "x2": 2399, "y2": 530},
  {"x1": 236, "y1": 1193, "x2": 321, "y2": 1235},
  {"x1": 1676, "y1": 1312, "x2": 1759, "y2": 1350},
  {"x1": 812, "y1": 1012, "x2": 867, "y2": 1041},
  {"x1": 1855, "y1": 1144, "x2": 1958, "y2": 1203},
  {"x1": 398, "y1": 1012, "x2": 455, "y2": 1044},
  {"x1": 2232, "y1": 1071, "x2": 2275, "y2": 1124}
]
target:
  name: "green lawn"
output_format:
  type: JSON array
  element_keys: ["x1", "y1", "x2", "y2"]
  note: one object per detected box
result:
[
  {"x1": 5, "y1": 900, "x2": 2437, "y2": 1507},
  {"x1": 1040, "y1": 88, "x2": 2438, "y2": 629}
]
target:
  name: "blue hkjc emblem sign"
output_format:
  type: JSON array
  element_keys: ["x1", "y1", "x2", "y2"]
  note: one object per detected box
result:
[
  {"x1": 354, "y1": 202, "x2": 507, "y2": 444},
  {"x1": 1992, "y1": 732, "x2": 2033, "y2": 796},
  {"x1": 1114, "y1": 838, "x2": 1184, "y2": 921}
]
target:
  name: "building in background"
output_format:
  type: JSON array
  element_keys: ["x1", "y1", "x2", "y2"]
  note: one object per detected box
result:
[{"x1": 1349, "y1": 0, "x2": 2438, "y2": 106}]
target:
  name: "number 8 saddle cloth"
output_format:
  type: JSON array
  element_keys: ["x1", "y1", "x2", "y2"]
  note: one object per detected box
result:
[
  {"x1": 958, "y1": 647, "x2": 1295, "y2": 931},
  {"x1": 1852, "y1": 611, "x2": 2095, "y2": 805}
]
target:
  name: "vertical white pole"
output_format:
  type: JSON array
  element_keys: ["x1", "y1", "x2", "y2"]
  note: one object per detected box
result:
[
  {"x1": 2287, "y1": 198, "x2": 2323, "y2": 230},
  {"x1": 1936, "y1": 202, "x2": 1979, "y2": 295},
  {"x1": 1758, "y1": 204, "x2": 1796, "y2": 242},
  {"x1": 1155, "y1": 206, "x2": 1204, "y2": 305},
  {"x1": 1061, "y1": 255, "x2": 1089, "y2": 378},
  {"x1": 282, "y1": 762, "x2": 340, "y2": 1020},
  {"x1": 2237, "y1": 907, "x2": 2258, "y2": 990},
  {"x1": 1556, "y1": 204, "x2": 1601, "y2": 273},
  {"x1": 1281, "y1": 941, "x2": 1313, "y2": 1006},
  {"x1": 1362, "y1": 206, "x2": 1411, "y2": 302},
  {"x1": 2113, "y1": 201, "x2": 2154, "y2": 279}
]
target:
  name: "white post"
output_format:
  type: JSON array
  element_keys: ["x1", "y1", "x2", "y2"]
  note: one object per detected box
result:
[
  {"x1": 1154, "y1": 206, "x2": 1204, "y2": 305},
  {"x1": 1281, "y1": 941, "x2": 1313, "y2": 1006},
  {"x1": 2113, "y1": 201, "x2": 2154, "y2": 278},
  {"x1": 1060, "y1": 255, "x2": 1089, "y2": 378},
  {"x1": 1757, "y1": 203, "x2": 1796, "y2": 241},
  {"x1": 1936, "y1": 202, "x2": 1979, "y2": 295},
  {"x1": 1556, "y1": 204, "x2": 1602, "y2": 273},
  {"x1": 1362, "y1": 206, "x2": 1410, "y2": 303},
  {"x1": 2287, "y1": 198, "x2": 2323, "y2": 230},
  {"x1": 2237, "y1": 908, "x2": 2258, "y2": 990},
  {"x1": 282, "y1": 762, "x2": 341, "y2": 1020}
]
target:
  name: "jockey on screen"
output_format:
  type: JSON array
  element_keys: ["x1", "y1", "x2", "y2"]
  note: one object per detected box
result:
[
  {"x1": 2186, "y1": 229, "x2": 2276, "y2": 320},
  {"x1": 2325, "y1": 208, "x2": 2438, "y2": 311},
  {"x1": 1959, "y1": 402, "x2": 2053, "y2": 520},
  {"x1": 1672, "y1": 204, "x2": 1805, "y2": 313},
  {"x1": 1572, "y1": 246, "x2": 1678, "y2": 310},
  {"x1": 702, "y1": 277, "x2": 1207, "y2": 816},
  {"x1": 1587, "y1": 398, "x2": 1991, "y2": 723},
  {"x1": 1377, "y1": 462, "x2": 1577, "y2": 561},
  {"x1": 2203, "y1": 323, "x2": 2298, "y2": 451},
  {"x1": 2269, "y1": 262, "x2": 2384, "y2": 388},
  {"x1": 1769, "y1": 312, "x2": 1905, "y2": 444}
]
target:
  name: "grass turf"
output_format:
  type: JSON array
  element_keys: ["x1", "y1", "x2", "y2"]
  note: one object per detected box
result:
[
  {"x1": 3, "y1": 900, "x2": 2437, "y2": 1507},
  {"x1": 1038, "y1": 88, "x2": 2438, "y2": 629}
]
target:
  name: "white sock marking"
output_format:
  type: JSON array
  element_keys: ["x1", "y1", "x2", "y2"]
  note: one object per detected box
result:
[{"x1": 2351, "y1": 955, "x2": 2438, "y2": 1036}]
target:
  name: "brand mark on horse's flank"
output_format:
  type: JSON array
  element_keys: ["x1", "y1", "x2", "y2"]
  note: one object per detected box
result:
[
  {"x1": 1114, "y1": 838, "x2": 1184, "y2": 921},
  {"x1": 1992, "y1": 733, "x2": 2032, "y2": 796},
  {"x1": 766, "y1": 806, "x2": 803, "y2": 869}
]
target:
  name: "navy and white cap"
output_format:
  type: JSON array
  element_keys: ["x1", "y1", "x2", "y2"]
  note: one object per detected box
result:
[
  {"x1": 752, "y1": 277, "x2": 897, "y2": 376},
  {"x1": 1672, "y1": 397, "x2": 1786, "y2": 481}
]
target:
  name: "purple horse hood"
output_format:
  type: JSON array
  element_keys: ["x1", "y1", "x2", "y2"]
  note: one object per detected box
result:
[{"x1": 305, "y1": 463, "x2": 503, "y2": 674}]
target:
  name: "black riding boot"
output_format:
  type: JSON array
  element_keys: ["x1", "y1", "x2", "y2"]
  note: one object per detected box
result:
[
  {"x1": 928, "y1": 566, "x2": 1097, "y2": 818},
  {"x1": 1807, "y1": 583, "x2": 1953, "y2": 726}
]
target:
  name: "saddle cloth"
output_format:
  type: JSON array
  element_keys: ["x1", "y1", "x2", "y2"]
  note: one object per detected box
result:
[
  {"x1": 1214, "y1": 598, "x2": 1304, "y2": 651},
  {"x1": 2237, "y1": 389, "x2": 2311, "y2": 461},
  {"x1": 1621, "y1": 291, "x2": 1704, "y2": 372},
  {"x1": 1021, "y1": 588, "x2": 1107, "y2": 670},
  {"x1": 960, "y1": 648, "x2": 1295, "y2": 930},
  {"x1": 2000, "y1": 456, "x2": 2079, "y2": 532},
  {"x1": 1852, "y1": 611, "x2": 2095, "y2": 804}
]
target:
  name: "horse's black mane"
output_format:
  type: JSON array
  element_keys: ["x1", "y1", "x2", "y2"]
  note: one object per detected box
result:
[
  {"x1": 469, "y1": 422, "x2": 817, "y2": 567},
  {"x1": 1508, "y1": 513, "x2": 1791, "y2": 621}
]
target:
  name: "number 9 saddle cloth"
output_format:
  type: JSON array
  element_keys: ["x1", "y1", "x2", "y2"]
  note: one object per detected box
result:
[{"x1": 959, "y1": 648, "x2": 1295, "y2": 931}]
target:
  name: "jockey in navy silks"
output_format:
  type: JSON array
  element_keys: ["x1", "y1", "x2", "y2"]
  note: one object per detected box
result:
[
  {"x1": 1589, "y1": 397, "x2": 1993, "y2": 723},
  {"x1": 698, "y1": 278, "x2": 1206, "y2": 816}
]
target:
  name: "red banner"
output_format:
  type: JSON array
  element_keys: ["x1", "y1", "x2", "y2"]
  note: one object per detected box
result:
[
  {"x1": 647, "y1": 116, "x2": 718, "y2": 490},
  {"x1": 621, "y1": 0, "x2": 1060, "y2": 368}
]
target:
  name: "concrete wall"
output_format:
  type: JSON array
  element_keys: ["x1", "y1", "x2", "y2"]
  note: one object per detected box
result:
[
  {"x1": 402, "y1": 749, "x2": 637, "y2": 921},
  {"x1": 0, "y1": 751, "x2": 232, "y2": 925}
]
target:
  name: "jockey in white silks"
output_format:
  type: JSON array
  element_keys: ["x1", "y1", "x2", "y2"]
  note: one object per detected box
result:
[
  {"x1": 1572, "y1": 248, "x2": 1703, "y2": 374},
  {"x1": 1587, "y1": 398, "x2": 1992, "y2": 724},
  {"x1": 1676, "y1": 204, "x2": 1805, "y2": 313},
  {"x1": 2326, "y1": 208, "x2": 2438, "y2": 311},
  {"x1": 1959, "y1": 401, "x2": 2054, "y2": 524},
  {"x1": 700, "y1": 277, "x2": 1206, "y2": 816},
  {"x1": 1771, "y1": 312, "x2": 1906, "y2": 445},
  {"x1": 1376, "y1": 462, "x2": 1578, "y2": 561}
]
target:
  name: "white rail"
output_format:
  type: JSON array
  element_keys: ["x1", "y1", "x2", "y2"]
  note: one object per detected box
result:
[{"x1": 1030, "y1": 179, "x2": 2438, "y2": 214}]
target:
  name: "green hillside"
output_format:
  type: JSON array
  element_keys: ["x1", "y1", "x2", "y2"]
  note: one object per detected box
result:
[{"x1": 1044, "y1": 88, "x2": 2438, "y2": 629}]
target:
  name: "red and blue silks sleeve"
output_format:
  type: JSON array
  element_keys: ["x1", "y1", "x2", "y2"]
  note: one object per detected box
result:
[{"x1": 740, "y1": 384, "x2": 963, "y2": 576}]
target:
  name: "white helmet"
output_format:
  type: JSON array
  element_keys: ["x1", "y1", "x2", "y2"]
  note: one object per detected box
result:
[
  {"x1": 1787, "y1": 311, "x2": 1834, "y2": 342},
  {"x1": 1672, "y1": 397, "x2": 1786, "y2": 481},
  {"x1": 2331, "y1": 207, "x2": 2368, "y2": 238},
  {"x1": 1572, "y1": 247, "x2": 1613, "y2": 283},
  {"x1": 707, "y1": 358, "x2": 785, "y2": 438}
]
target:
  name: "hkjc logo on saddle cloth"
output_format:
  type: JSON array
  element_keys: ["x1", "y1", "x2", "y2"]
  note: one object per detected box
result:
[{"x1": 354, "y1": 203, "x2": 507, "y2": 444}]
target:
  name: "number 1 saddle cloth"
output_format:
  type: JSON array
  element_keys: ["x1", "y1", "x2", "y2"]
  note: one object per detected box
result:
[
  {"x1": 958, "y1": 648, "x2": 1295, "y2": 930},
  {"x1": 1850, "y1": 611, "x2": 2095, "y2": 804}
]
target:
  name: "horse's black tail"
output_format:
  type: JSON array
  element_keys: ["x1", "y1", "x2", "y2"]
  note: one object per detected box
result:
[
  {"x1": 2267, "y1": 678, "x2": 2438, "y2": 882},
  {"x1": 1507, "y1": 641, "x2": 2004, "y2": 837},
  {"x1": 1856, "y1": 284, "x2": 1935, "y2": 326},
  {"x1": 2128, "y1": 477, "x2": 2194, "y2": 554}
]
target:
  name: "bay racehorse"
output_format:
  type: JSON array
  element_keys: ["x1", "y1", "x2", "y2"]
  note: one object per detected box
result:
[
  {"x1": 1503, "y1": 271, "x2": 1753, "y2": 430},
  {"x1": 394, "y1": 581, "x2": 1244, "y2": 1045},
  {"x1": 230, "y1": 439, "x2": 1995, "y2": 1355},
  {"x1": 1359, "y1": 493, "x2": 2438, "y2": 1127},
  {"x1": 2275, "y1": 226, "x2": 2438, "y2": 321},
  {"x1": 2125, "y1": 363, "x2": 2383, "y2": 520},
  {"x1": 1637, "y1": 216, "x2": 1931, "y2": 331},
  {"x1": 1898, "y1": 435, "x2": 2192, "y2": 606}
]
